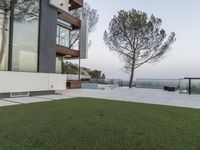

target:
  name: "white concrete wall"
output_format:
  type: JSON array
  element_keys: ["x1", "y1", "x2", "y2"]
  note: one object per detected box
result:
[
  {"x1": 0, "y1": 71, "x2": 66, "y2": 93},
  {"x1": 49, "y1": 0, "x2": 69, "y2": 12}
]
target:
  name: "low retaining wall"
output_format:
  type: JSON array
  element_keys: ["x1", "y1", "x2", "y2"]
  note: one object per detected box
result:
[{"x1": 0, "y1": 71, "x2": 66, "y2": 94}]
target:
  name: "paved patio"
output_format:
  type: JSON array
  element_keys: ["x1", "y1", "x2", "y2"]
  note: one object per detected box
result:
[
  {"x1": 0, "y1": 88, "x2": 200, "y2": 109},
  {"x1": 60, "y1": 88, "x2": 200, "y2": 109}
]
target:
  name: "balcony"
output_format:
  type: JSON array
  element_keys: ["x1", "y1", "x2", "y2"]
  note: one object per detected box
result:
[
  {"x1": 58, "y1": 12, "x2": 81, "y2": 30},
  {"x1": 56, "y1": 45, "x2": 80, "y2": 58},
  {"x1": 69, "y1": 0, "x2": 83, "y2": 11}
]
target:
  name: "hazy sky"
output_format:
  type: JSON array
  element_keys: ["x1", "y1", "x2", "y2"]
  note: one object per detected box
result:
[{"x1": 75, "y1": 0, "x2": 200, "y2": 80}]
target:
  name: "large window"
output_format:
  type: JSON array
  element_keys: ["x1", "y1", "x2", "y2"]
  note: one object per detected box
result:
[
  {"x1": 0, "y1": 7, "x2": 10, "y2": 71},
  {"x1": 12, "y1": 0, "x2": 39, "y2": 72},
  {"x1": 57, "y1": 25, "x2": 70, "y2": 48}
]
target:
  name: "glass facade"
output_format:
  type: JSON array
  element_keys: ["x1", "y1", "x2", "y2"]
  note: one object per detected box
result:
[
  {"x1": 57, "y1": 25, "x2": 70, "y2": 48},
  {"x1": 0, "y1": 0, "x2": 70, "y2": 74},
  {"x1": 0, "y1": 7, "x2": 10, "y2": 71},
  {"x1": 56, "y1": 56, "x2": 62, "y2": 74},
  {"x1": 56, "y1": 20, "x2": 71, "y2": 74},
  {"x1": 12, "y1": 0, "x2": 39, "y2": 72}
]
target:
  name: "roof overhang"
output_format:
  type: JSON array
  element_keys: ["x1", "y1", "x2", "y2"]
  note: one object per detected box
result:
[{"x1": 69, "y1": 0, "x2": 83, "y2": 10}]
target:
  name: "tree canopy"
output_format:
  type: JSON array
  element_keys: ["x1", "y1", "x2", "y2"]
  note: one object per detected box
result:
[
  {"x1": 63, "y1": 62, "x2": 106, "y2": 79},
  {"x1": 0, "y1": 0, "x2": 10, "y2": 10},
  {"x1": 104, "y1": 9, "x2": 176, "y2": 88},
  {"x1": 88, "y1": 70, "x2": 105, "y2": 79}
]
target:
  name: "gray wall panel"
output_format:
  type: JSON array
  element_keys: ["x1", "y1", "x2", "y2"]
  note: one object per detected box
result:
[{"x1": 38, "y1": 0, "x2": 57, "y2": 73}]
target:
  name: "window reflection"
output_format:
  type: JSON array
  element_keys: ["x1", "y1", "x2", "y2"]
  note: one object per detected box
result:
[
  {"x1": 56, "y1": 56, "x2": 62, "y2": 74},
  {"x1": 12, "y1": 0, "x2": 39, "y2": 72},
  {"x1": 57, "y1": 25, "x2": 70, "y2": 48},
  {"x1": 0, "y1": 6, "x2": 10, "y2": 71}
]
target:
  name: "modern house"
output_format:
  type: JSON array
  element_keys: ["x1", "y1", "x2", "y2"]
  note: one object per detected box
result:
[{"x1": 0, "y1": 0, "x2": 88, "y2": 97}]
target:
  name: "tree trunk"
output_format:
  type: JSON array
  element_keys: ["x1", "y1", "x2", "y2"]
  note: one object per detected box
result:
[
  {"x1": 129, "y1": 55, "x2": 136, "y2": 88},
  {"x1": 129, "y1": 64, "x2": 135, "y2": 88}
]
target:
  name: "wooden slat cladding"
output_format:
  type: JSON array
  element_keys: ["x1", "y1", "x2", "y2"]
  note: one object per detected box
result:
[
  {"x1": 58, "y1": 12, "x2": 81, "y2": 29},
  {"x1": 69, "y1": 0, "x2": 83, "y2": 10},
  {"x1": 56, "y1": 45, "x2": 80, "y2": 58},
  {"x1": 66, "y1": 81, "x2": 81, "y2": 89}
]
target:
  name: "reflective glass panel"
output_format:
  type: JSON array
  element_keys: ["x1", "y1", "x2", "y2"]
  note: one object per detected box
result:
[
  {"x1": 179, "y1": 79, "x2": 189, "y2": 94},
  {"x1": 56, "y1": 56, "x2": 62, "y2": 74},
  {"x1": 12, "y1": 0, "x2": 39, "y2": 72},
  {"x1": 0, "y1": 7, "x2": 10, "y2": 70},
  {"x1": 191, "y1": 79, "x2": 200, "y2": 94},
  {"x1": 56, "y1": 25, "x2": 70, "y2": 48}
]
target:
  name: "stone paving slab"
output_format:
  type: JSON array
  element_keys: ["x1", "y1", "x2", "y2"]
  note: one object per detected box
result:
[
  {"x1": 0, "y1": 94, "x2": 74, "y2": 107},
  {"x1": 34, "y1": 94, "x2": 73, "y2": 100},
  {"x1": 0, "y1": 99, "x2": 17, "y2": 107},
  {"x1": 2, "y1": 97, "x2": 47, "y2": 104},
  {"x1": 60, "y1": 88, "x2": 200, "y2": 109}
]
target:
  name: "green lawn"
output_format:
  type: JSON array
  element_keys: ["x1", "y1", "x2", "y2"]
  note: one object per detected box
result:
[{"x1": 0, "y1": 98, "x2": 200, "y2": 150}]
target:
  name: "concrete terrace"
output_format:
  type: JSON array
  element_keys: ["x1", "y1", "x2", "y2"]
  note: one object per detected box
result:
[
  {"x1": 0, "y1": 88, "x2": 200, "y2": 109},
  {"x1": 61, "y1": 88, "x2": 200, "y2": 109}
]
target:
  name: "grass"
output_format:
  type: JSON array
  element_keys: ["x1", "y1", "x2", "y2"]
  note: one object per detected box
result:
[{"x1": 0, "y1": 98, "x2": 200, "y2": 150}]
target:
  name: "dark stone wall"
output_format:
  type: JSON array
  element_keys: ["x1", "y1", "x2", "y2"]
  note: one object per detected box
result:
[
  {"x1": 30, "y1": 90, "x2": 55, "y2": 96},
  {"x1": 38, "y1": 0, "x2": 57, "y2": 73}
]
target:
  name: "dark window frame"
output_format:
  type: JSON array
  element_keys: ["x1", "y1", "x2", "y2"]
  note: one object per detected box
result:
[{"x1": 56, "y1": 24, "x2": 71, "y2": 48}]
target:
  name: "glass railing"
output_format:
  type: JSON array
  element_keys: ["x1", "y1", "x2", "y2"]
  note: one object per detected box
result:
[
  {"x1": 179, "y1": 79, "x2": 189, "y2": 94},
  {"x1": 135, "y1": 79, "x2": 179, "y2": 89},
  {"x1": 179, "y1": 78, "x2": 200, "y2": 94},
  {"x1": 191, "y1": 79, "x2": 200, "y2": 94}
]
